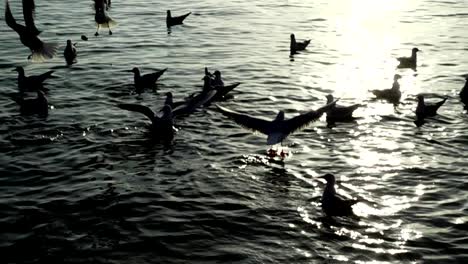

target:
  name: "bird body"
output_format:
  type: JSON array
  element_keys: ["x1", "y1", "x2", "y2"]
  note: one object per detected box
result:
[
  {"x1": 320, "y1": 174, "x2": 357, "y2": 217},
  {"x1": 325, "y1": 94, "x2": 361, "y2": 122},
  {"x1": 166, "y1": 10, "x2": 191, "y2": 27},
  {"x1": 216, "y1": 100, "x2": 337, "y2": 145},
  {"x1": 415, "y1": 95, "x2": 447, "y2": 120},
  {"x1": 397, "y1": 48, "x2": 420, "y2": 69},
  {"x1": 64, "y1": 40, "x2": 77, "y2": 65},
  {"x1": 13, "y1": 90, "x2": 48, "y2": 116},
  {"x1": 371, "y1": 74, "x2": 402, "y2": 104},
  {"x1": 130, "y1": 67, "x2": 167, "y2": 94},
  {"x1": 290, "y1": 34, "x2": 311, "y2": 55},
  {"x1": 459, "y1": 77, "x2": 468, "y2": 108},
  {"x1": 5, "y1": 0, "x2": 58, "y2": 61},
  {"x1": 14, "y1": 66, "x2": 54, "y2": 93}
]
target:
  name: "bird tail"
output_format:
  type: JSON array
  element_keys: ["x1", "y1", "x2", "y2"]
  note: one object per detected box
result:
[
  {"x1": 31, "y1": 42, "x2": 59, "y2": 62},
  {"x1": 316, "y1": 99, "x2": 339, "y2": 114},
  {"x1": 436, "y1": 97, "x2": 448, "y2": 108},
  {"x1": 98, "y1": 17, "x2": 117, "y2": 28}
]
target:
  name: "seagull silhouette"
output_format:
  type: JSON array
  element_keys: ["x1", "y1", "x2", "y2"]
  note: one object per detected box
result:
[
  {"x1": 5, "y1": 0, "x2": 58, "y2": 61},
  {"x1": 414, "y1": 95, "x2": 447, "y2": 126},
  {"x1": 13, "y1": 66, "x2": 54, "y2": 94},
  {"x1": 290, "y1": 34, "x2": 311, "y2": 55},
  {"x1": 370, "y1": 74, "x2": 402, "y2": 105},
  {"x1": 63, "y1": 40, "x2": 77, "y2": 66},
  {"x1": 216, "y1": 99, "x2": 337, "y2": 146},
  {"x1": 397, "y1": 48, "x2": 420, "y2": 69},
  {"x1": 163, "y1": 90, "x2": 217, "y2": 117},
  {"x1": 320, "y1": 173, "x2": 358, "y2": 217},
  {"x1": 459, "y1": 77, "x2": 468, "y2": 109},
  {"x1": 325, "y1": 94, "x2": 362, "y2": 123},
  {"x1": 166, "y1": 10, "x2": 191, "y2": 27},
  {"x1": 128, "y1": 67, "x2": 167, "y2": 94}
]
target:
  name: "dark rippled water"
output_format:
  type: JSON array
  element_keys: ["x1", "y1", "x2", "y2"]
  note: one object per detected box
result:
[{"x1": 1, "y1": 0, "x2": 468, "y2": 263}]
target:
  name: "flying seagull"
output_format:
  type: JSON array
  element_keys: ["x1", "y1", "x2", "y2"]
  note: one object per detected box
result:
[
  {"x1": 215, "y1": 100, "x2": 337, "y2": 146},
  {"x1": 5, "y1": 0, "x2": 58, "y2": 61}
]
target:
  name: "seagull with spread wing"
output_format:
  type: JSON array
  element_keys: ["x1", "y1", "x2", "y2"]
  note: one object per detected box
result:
[
  {"x1": 5, "y1": 0, "x2": 58, "y2": 61},
  {"x1": 215, "y1": 100, "x2": 337, "y2": 147}
]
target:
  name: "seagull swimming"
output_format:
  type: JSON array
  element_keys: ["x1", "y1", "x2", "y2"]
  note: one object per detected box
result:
[
  {"x1": 325, "y1": 94, "x2": 362, "y2": 123},
  {"x1": 5, "y1": 0, "x2": 58, "y2": 61},
  {"x1": 13, "y1": 90, "x2": 48, "y2": 116},
  {"x1": 94, "y1": 0, "x2": 116, "y2": 36},
  {"x1": 414, "y1": 95, "x2": 447, "y2": 126},
  {"x1": 166, "y1": 10, "x2": 191, "y2": 27},
  {"x1": 397, "y1": 48, "x2": 420, "y2": 69},
  {"x1": 14, "y1": 66, "x2": 54, "y2": 94},
  {"x1": 459, "y1": 77, "x2": 468, "y2": 109},
  {"x1": 215, "y1": 100, "x2": 337, "y2": 146},
  {"x1": 370, "y1": 74, "x2": 402, "y2": 105},
  {"x1": 200, "y1": 70, "x2": 240, "y2": 102},
  {"x1": 63, "y1": 40, "x2": 77, "y2": 66},
  {"x1": 118, "y1": 104, "x2": 174, "y2": 141},
  {"x1": 290, "y1": 34, "x2": 311, "y2": 55},
  {"x1": 129, "y1": 67, "x2": 167, "y2": 94},
  {"x1": 320, "y1": 173, "x2": 358, "y2": 217}
]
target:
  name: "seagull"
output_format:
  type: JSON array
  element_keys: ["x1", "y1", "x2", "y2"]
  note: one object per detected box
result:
[
  {"x1": 325, "y1": 94, "x2": 362, "y2": 123},
  {"x1": 13, "y1": 90, "x2": 48, "y2": 116},
  {"x1": 94, "y1": 0, "x2": 116, "y2": 36},
  {"x1": 370, "y1": 74, "x2": 402, "y2": 105},
  {"x1": 128, "y1": 67, "x2": 167, "y2": 94},
  {"x1": 5, "y1": 0, "x2": 58, "y2": 61},
  {"x1": 459, "y1": 77, "x2": 468, "y2": 109},
  {"x1": 397, "y1": 48, "x2": 420, "y2": 69},
  {"x1": 118, "y1": 104, "x2": 174, "y2": 141},
  {"x1": 64, "y1": 40, "x2": 77, "y2": 66},
  {"x1": 320, "y1": 173, "x2": 358, "y2": 217},
  {"x1": 215, "y1": 100, "x2": 337, "y2": 146},
  {"x1": 166, "y1": 10, "x2": 191, "y2": 27},
  {"x1": 200, "y1": 71, "x2": 240, "y2": 102},
  {"x1": 212, "y1": 71, "x2": 224, "y2": 87},
  {"x1": 414, "y1": 95, "x2": 447, "y2": 126},
  {"x1": 290, "y1": 34, "x2": 311, "y2": 55},
  {"x1": 13, "y1": 66, "x2": 54, "y2": 94}
]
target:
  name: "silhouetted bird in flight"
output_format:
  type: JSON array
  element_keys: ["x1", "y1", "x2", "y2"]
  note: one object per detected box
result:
[
  {"x1": 94, "y1": 0, "x2": 116, "y2": 36},
  {"x1": 118, "y1": 104, "x2": 174, "y2": 141},
  {"x1": 5, "y1": 0, "x2": 58, "y2": 61},
  {"x1": 13, "y1": 90, "x2": 49, "y2": 116},
  {"x1": 459, "y1": 77, "x2": 468, "y2": 109},
  {"x1": 128, "y1": 67, "x2": 167, "y2": 94},
  {"x1": 370, "y1": 74, "x2": 402, "y2": 105},
  {"x1": 64, "y1": 40, "x2": 77, "y2": 66},
  {"x1": 290, "y1": 34, "x2": 310, "y2": 55},
  {"x1": 216, "y1": 99, "x2": 336, "y2": 146},
  {"x1": 320, "y1": 173, "x2": 358, "y2": 217},
  {"x1": 166, "y1": 10, "x2": 191, "y2": 27},
  {"x1": 397, "y1": 48, "x2": 420, "y2": 69},
  {"x1": 14, "y1": 66, "x2": 54, "y2": 94},
  {"x1": 414, "y1": 95, "x2": 447, "y2": 127},
  {"x1": 325, "y1": 94, "x2": 362, "y2": 124}
]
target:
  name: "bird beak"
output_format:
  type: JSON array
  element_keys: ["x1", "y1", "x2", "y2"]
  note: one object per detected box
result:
[
  {"x1": 123, "y1": 70, "x2": 133, "y2": 72},
  {"x1": 12, "y1": 69, "x2": 17, "y2": 72}
]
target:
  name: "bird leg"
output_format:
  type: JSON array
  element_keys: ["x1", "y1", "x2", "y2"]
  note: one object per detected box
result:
[
  {"x1": 108, "y1": 22, "x2": 112, "y2": 35},
  {"x1": 95, "y1": 25, "x2": 100, "y2": 36}
]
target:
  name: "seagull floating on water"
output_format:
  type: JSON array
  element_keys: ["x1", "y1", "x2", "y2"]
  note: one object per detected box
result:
[
  {"x1": 397, "y1": 48, "x2": 420, "y2": 69},
  {"x1": 166, "y1": 10, "x2": 191, "y2": 27},
  {"x1": 5, "y1": 0, "x2": 58, "y2": 61},
  {"x1": 325, "y1": 94, "x2": 362, "y2": 124},
  {"x1": 414, "y1": 95, "x2": 447, "y2": 127},
  {"x1": 370, "y1": 74, "x2": 402, "y2": 105},
  {"x1": 290, "y1": 34, "x2": 310, "y2": 55},
  {"x1": 64, "y1": 40, "x2": 77, "y2": 66},
  {"x1": 201, "y1": 69, "x2": 240, "y2": 102},
  {"x1": 14, "y1": 66, "x2": 54, "y2": 94},
  {"x1": 13, "y1": 90, "x2": 48, "y2": 117},
  {"x1": 459, "y1": 77, "x2": 468, "y2": 109},
  {"x1": 128, "y1": 67, "x2": 167, "y2": 94},
  {"x1": 118, "y1": 104, "x2": 174, "y2": 141},
  {"x1": 94, "y1": 0, "x2": 116, "y2": 36},
  {"x1": 320, "y1": 173, "x2": 358, "y2": 217},
  {"x1": 215, "y1": 100, "x2": 336, "y2": 146}
]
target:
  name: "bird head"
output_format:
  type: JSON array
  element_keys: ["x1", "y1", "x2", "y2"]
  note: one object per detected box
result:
[
  {"x1": 325, "y1": 94, "x2": 334, "y2": 104},
  {"x1": 320, "y1": 173, "x2": 336, "y2": 184},
  {"x1": 275, "y1": 110, "x2": 285, "y2": 121},
  {"x1": 167, "y1": 10, "x2": 171, "y2": 16},
  {"x1": 394, "y1": 74, "x2": 402, "y2": 80},
  {"x1": 165, "y1": 92, "x2": 173, "y2": 98},
  {"x1": 214, "y1": 70, "x2": 221, "y2": 77},
  {"x1": 66, "y1": 39, "x2": 72, "y2": 45},
  {"x1": 412, "y1": 48, "x2": 420, "y2": 53},
  {"x1": 290, "y1": 34, "x2": 295, "y2": 40},
  {"x1": 13, "y1": 66, "x2": 24, "y2": 73},
  {"x1": 416, "y1": 94, "x2": 424, "y2": 102},
  {"x1": 131, "y1": 67, "x2": 139, "y2": 74}
]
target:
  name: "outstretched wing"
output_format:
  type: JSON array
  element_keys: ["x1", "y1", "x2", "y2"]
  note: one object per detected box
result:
[
  {"x1": 216, "y1": 104, "x2": 271, "y2": 135},
  {"x1": 285, "y1": 100, "x2": 337, "y2": 134},
  {"x1": 118, "y1": 104, "x2": 155, "y2": 122},
  {"x1": 5, "y1": 1, "x2": 23, "y2": 33},
  {"x1": 172, "y1": 90, "x2": 217, "y2": 117},
  {"x1": 22, "y1": 0, "x2": 40, "y2": 35}
]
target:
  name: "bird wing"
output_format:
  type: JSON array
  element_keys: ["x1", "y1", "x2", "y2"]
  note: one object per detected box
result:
[
  {"x1": 147, "y1": 68, "x2": 167, "y2": 82},
  {"x1": 5, "y1": 1, "x2": 24, "y2": 33},
  {"x1": 118, "y1": 104, "x2": 156, "y2": 122},
  {"x1": 22, "y1": 0, "x2": 40, "y2": 35},
  {"x1": 285, "y1": 100, "x2": 337, "y2": 134},
  {"x1": 177, "y1": 12, "x2": 191, "y2": 22},
  {"x1": 215, "y1": 82, "x2": 240, "y2": 98},
  {"x1": 35, "y1": 70, "x2": 54, "y2": 83},
  {"x1": 172, "y1": 90, "x2": 217, "y2": 117},
  {"x1": 215, "y1": 104, "x2": 271, "y2": 135}
]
